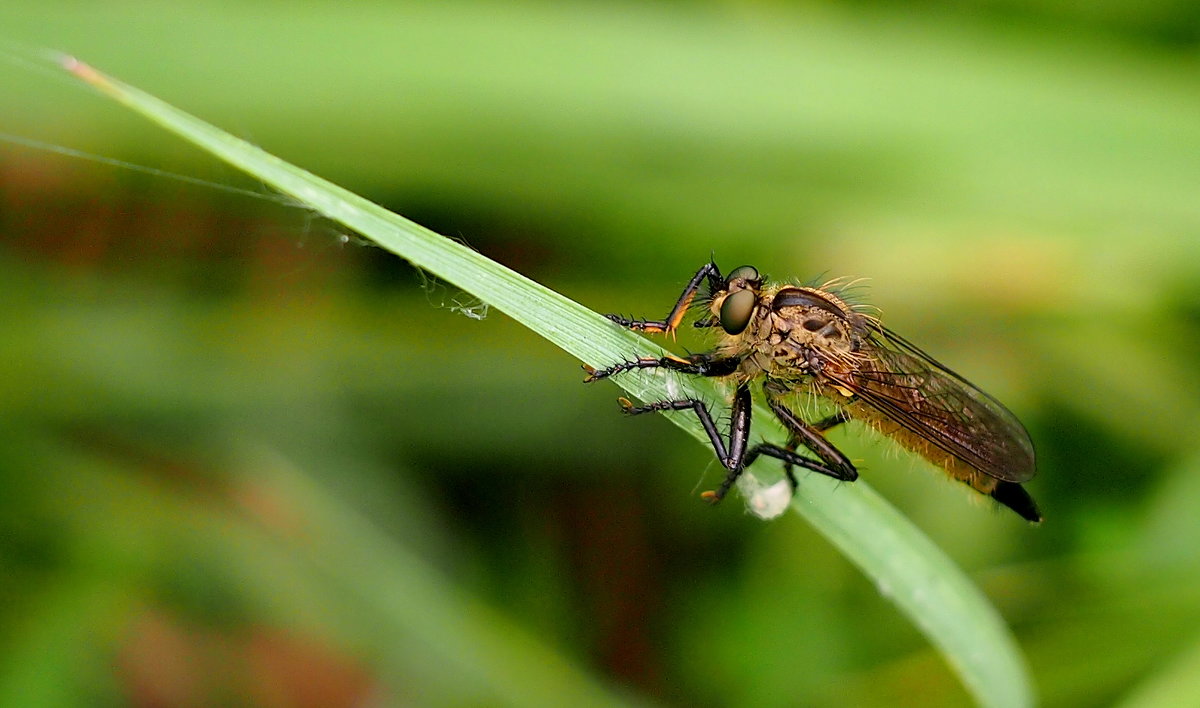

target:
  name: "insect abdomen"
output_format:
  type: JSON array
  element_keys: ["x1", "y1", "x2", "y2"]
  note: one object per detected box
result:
[
  {"x1": 847, "y1": 404, "x2": 1040, "y2": 521},
  {"x1": 848, "y1": 404, "x2": 997, "y2": 491}
]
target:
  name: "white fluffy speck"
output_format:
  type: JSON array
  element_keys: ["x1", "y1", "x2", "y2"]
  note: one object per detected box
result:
[{"x1": 738, "y1": 472, "x2": 793, "y2": 519}]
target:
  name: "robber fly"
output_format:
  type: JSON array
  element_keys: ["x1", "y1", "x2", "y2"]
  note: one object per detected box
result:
[{"x1": 584, "y1": 261, "x2": 1040, "y2": 522}]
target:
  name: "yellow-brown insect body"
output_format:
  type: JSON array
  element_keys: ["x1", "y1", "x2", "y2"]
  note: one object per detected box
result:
[
  {"x1": 592, "y1": 261, "x2": 1038, "y2": 522},
  {"x1": 710, "y1": 280, "x2": 1030, "y2": 501}
]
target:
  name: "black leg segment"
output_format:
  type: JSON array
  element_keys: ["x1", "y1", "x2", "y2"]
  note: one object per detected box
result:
[
  {"x1": 621, "y1": 382, "x2": 857, "y2": 504},
  {"x1": 702, "y1": 442, "x2": 855, "y2": 503},
  {"x1": 778, "y1": 409, "x2": 852, "y2": 488},
  {"x1": 765, "y1": 396, "x2": 859, "y2": 483},
  {"x1": 619, "y1": 383, "x2": 754, "y2": 503},
  {"x1": 584, "y1": 352, "x2": 740, "y2": 383},
  {"x1": 621, "y1": 383, "x2": 751, "y2": 474}
]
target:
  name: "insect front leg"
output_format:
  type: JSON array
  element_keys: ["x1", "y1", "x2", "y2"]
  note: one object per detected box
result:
[
  {"x1": 605, "y1": 261, "x2": 724, "y2": 337},
  {"x1": 619, "y1": 383, "x2": 753, "y2": 504}
]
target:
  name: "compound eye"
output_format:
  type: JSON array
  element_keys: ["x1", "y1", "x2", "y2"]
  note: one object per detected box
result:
[
  {"x1": 727, "y1": 265, "x2": 760, "y2": 283},
  {"x1": 720, "y1": 290, "x2": 756, "y2": 335}
]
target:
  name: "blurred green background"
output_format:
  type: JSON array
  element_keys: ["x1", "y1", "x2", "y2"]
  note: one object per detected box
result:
[{"x1": 3, "y1": 1, "x2": 1200, "y2": 706}]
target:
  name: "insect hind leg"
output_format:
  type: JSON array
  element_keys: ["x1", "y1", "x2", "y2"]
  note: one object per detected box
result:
[
  {"x1": 777, "y1": 409, "x2": 854, "y2": 486},
  {"x1": 745, "y1": 444, "x2": 857, "y2": 483},
  {"x1": 764, "y1": 394, "x2": 859, "y2": 483}
]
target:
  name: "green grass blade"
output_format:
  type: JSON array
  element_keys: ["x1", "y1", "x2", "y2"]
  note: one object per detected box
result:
[
  {"x1": 236, "y1": 447, "x2": 634, "y2": 708},
  {"x1": 59, "y1": 55, "x2": 1033, "y2": 707}
]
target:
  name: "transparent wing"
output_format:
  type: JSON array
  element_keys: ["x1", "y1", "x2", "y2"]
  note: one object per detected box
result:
[{"x1": 820, "y1": 326, "x2": 1036, "y2": 483}]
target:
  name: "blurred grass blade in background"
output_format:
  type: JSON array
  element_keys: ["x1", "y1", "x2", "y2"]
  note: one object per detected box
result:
[
  {"x1": 1117, "y1": 635, "x2": 1200, "y2": 708},
  {"x1": 57, "y1": 55, "x2": 1033, "y2": 707},
  {"x1": 237, "y1": 445, "x2": 630, "y2": 708}
]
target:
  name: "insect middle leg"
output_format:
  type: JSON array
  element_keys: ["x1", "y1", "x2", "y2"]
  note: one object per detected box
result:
[
  {"x1": 584, "y1": 351, "x2": 741, "y2": 382},
  {"x1": 619, "y1": 382, "x2": 752, "y2": 478}
]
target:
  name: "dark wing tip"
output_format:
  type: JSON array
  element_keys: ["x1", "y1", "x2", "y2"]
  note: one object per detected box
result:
[{"x1": 991, "y1": 481, "x2": 1042, "y2": 523}]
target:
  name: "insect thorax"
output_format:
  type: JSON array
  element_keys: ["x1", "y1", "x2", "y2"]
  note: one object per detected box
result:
[{"x1": 716, "y1": 285, "x2": 865, "y2": 380}]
